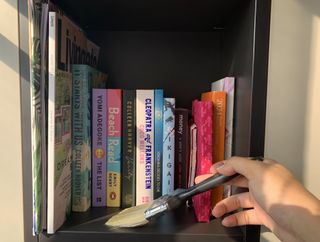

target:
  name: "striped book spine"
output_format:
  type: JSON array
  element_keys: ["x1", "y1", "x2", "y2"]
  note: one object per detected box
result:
[
  {"x1": 106, "y1": 89, "x2": 122, "y2": 207},
  {"x1": 136, "y1": 90, "x2": 154, "y2": 205},
  {"x1": 92, "y1": 89, "x2": 107, "y2": 207},
  {"x1": 162, "y1": 98, "x2": 175, "y2": 195},
  {"x1": 153, "y1": 89, "x2": 164, "y2": 199}
]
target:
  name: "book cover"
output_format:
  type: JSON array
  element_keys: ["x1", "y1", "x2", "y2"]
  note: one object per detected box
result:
[
  {"x1": 47, "y1": 68, "x2": 72, "y2": 234},
  {"x1": 106, "y1": 89, "x2": 122, "y2": 207},
  {"x1": 201, "y1": 91, "x2": 226, "y2": 206},
  {"x1": 28, "y1": 0, "x2": 42, "y2": 235},
  {"x1": 191, "y1": 100, "x2": 213, "y2": 222},
  {"x1": 71, "y1": 64, "x2": 93, "y2": 212},
  {"x1": 92, "y1": 89, "x2": 107, "y2": 207},
  {"x1": 154, "y1": 89, "x2": 164, "y2": 199},
  {"x1": 174, "y1": 108, "x2": 190, "y2": 189},
  {"x1": 47, "y1": 10, "x2": 100, "y2": 233},
  {"x1": 121, "y1": 90, "x2": 136, "y2": 208},
  {"x1": 211, "y1": 77, "x2": 235, "y2": 198},
  {"x1": 136, "y1": 90, "x2": 154, "y2": 205},
  {"x1": 162, "y1": 98, "x2": 175, "y2": 195}
]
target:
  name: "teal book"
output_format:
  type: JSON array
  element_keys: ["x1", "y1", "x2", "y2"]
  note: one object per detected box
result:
[
  {"x1": 71, "y1": 64, "x2": 93, "y2": 212},
  {"x1": 154, "y1": 89, "x2": 164, "y2": 199}
]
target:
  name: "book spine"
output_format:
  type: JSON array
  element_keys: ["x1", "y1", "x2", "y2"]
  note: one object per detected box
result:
[
  {"x1": 201, "y1": 91, "x2": 226, "y2": 206},
  {"x1": 121, "y1": 90, "x2": 136, "y2": 208},
  {"x1": 153, "y1": 89, "x2": 164, "y2": 199},
  {"x1": 174, "y1": 109, "x2": 189, "y2": 189},
  {"x1": 211, "y1": 77, "x2": 235, "y2": 159},
  {"x1": 162, "y1": 98, "x2": 175, "y2": 195},
  {"x1": 47, "y1": 11, "x2": 56, "y2": 234},
  {"x1": 192, "y1": 100, "x2": 213, "y2": 222},
  {"x1": 136, "y1": 90, "x2": 154, "y2": 205},
  {"x1": 211, "y1": 78, "x2": 234, "y2": 198},
  {"x1": 188, "y1": 123, "x2": 197, "y2": 188},
  {"x1": 106, "y1": 89, "x2": 122, "y2": 207},
  {"x1": 92, "y1": 89, "x2": 107, "y2": 207},
  {"x1": 72, "y1": 65, "x2": 91, "y2": 212}
]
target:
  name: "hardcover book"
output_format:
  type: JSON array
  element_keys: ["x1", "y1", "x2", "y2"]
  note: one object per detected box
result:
[
  {"x1": 174, "y1": 108, "x2": 190, "y2": 189},
  {"x1": 92, "y1": 89, "x2": 107, "y2": 207},
  {"x1": 201, "y1": 91, "x2": 227, "y2": 206},
  {"x1": 71, "y1": 64, "x2": 93, "y2": 212},
  {"x1": 106, "y1": 89, "x2": 122, "y2": 207},
  {"x1": 154, "y1": 89, "x2": 164, "y2": 199},
  {"x1": 121, "y1": 90, "x2": 136, "y2": 208},
  {"x1": 191, "y1": 100, "x2": 213, "y2": 222},
  {"x1": 162, "y1": 98, "x2": 175, "y2": 195},
  {"x1": 47, "y1": 10, "x2": 100, "y2": 233},
  {"x1": 136, "y1": 90, "x2": 154, "y2": 205}
]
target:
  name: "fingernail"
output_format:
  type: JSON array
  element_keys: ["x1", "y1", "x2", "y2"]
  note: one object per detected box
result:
[
  {"x1": 214, "y1": 162, "x2": 225, "y2": 170},
  {"x1": 222, "y1": 216, "x2": 236, "y2": 227}
]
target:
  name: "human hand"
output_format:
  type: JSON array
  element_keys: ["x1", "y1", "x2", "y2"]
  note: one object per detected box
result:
[{"x1": 195, "y1": 156, "x2": 320, "y2": 242}]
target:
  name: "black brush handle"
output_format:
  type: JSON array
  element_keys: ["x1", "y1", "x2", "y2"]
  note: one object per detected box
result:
[
  {"x1": 177, "y1": 173, "x2": 239, "y2": 201},
  {"x1": 177, "y1": 156, "x2": 263, "y2": 201}
]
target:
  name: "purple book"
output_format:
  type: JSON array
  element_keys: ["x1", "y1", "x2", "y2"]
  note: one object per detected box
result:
[{"x1": 92, "y1": 89, "x2": 107, "y2": 207}]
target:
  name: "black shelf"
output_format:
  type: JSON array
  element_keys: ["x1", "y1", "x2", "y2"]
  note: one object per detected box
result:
[
  {"x1": 19, "y1": 0, "x2": 271, "y2": 242},
  {"x1": 42, "y1": 206, "x2": 244, "y2": 242}
]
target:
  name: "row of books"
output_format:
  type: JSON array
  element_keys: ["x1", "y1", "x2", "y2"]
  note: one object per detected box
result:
[
  {"x1": 28, "y1": 0, "x2": 236, "y2": 235},
  {"x1": 82, "y1": 77, "x2": 235, "y2": 224}
]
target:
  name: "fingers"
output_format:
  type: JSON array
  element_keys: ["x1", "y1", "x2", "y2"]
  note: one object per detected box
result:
[
  {"x1": 212, "y1": 156, "x2": 264, "y2": 179},
  {"x1": 212, "y1": 192, "x2": 253, "y2": 218},
  {"x1": 194, "y1": 174, "x2": 215, "y2": 184},
  {"x1": 195, "y1": 171, "x2": 249, "y2": 187},
  {"x1": 221, "y1": 209, "x2": 259, "y2": 227},
  {"x1": 227, "y1": 176, "x2": 248, "y2": 188}
]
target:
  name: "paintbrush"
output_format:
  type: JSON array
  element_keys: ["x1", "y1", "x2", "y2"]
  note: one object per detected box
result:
[{"x1": 106, "y1": 173, "x2": 239, "y2": 227}]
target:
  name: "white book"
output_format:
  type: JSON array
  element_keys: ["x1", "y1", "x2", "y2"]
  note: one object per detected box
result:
[
  {"x1": 136, "y1": 90, "x2": 154, "y2": 205},
  {"x1": 47, "y1": 9, "x2": 100, "y2": 233},
  {"x1": 211, "y1": 77, "x2": 235, "y2": 198},
  {"x1": 211, "y1": 77, "x2": 235, "y2": 159},
  {"x1": 47, "y1": 12, "x2": 72, "y2": 234}
]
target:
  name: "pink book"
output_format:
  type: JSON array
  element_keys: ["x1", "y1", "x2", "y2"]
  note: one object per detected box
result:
[{"x1": 192, "y1": 100, "x2": 213, "y2": 222}]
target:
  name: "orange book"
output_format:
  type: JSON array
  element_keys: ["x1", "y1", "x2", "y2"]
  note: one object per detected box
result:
[{"x1": 201, "y1": 91, "x2": 226, "y2": 206}]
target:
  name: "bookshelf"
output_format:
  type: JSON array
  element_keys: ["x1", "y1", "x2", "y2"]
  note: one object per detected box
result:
[{"x1": 19, "y1": 0, "x2": 271, "y2": 241}]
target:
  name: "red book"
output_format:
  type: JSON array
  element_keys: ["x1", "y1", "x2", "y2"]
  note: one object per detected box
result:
[{"x1": 191, "y1": 100, "x2": 213, "y2": 222}]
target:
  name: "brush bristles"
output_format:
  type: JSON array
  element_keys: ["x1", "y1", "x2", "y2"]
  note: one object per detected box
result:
[{"x1": 105, "y1": 203, "x2": 150, "y2": 227}]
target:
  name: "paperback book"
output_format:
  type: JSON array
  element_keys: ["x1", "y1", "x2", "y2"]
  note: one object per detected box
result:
[
  {"x1": 106, "y1": 89, "x2": 122, "y2": 207},
  {"x1": 121, "y1": 90, "x2": 136, "y2": 208},
  {"x1": 162, "y1": 98, "x2": 175, "y2": 195},
  {"x1": 136, "y1": 90, "x2": 154, "y2": 205},
  {"x1": 92, "y1": 89, "x2": 107, "y2": 207},
  {"x1": 71, "y1": 64, "x2": 93, "y2": 212},
  {"x1": 154, "y1": 89, "x2": 164, "y2": 199}
]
